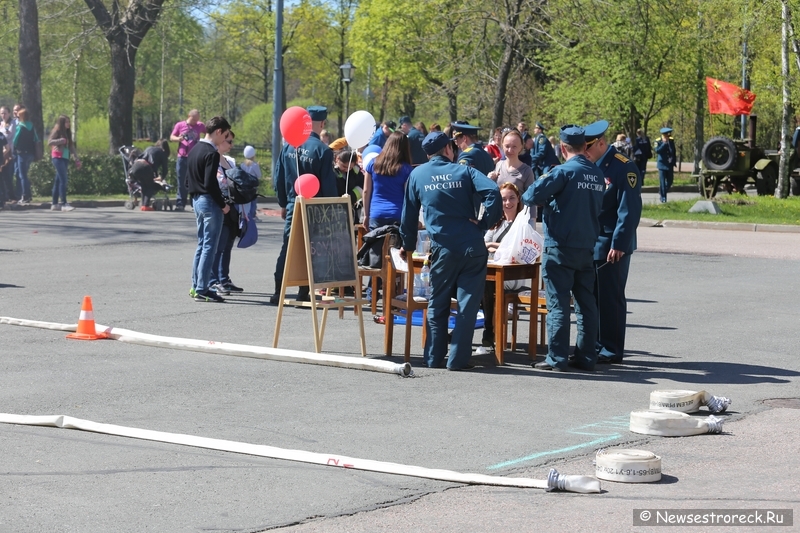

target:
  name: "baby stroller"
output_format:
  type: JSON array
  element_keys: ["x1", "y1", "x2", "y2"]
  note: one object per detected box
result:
[{"x1": 119, "y1": 146, "x2": 173, "y2": 211}]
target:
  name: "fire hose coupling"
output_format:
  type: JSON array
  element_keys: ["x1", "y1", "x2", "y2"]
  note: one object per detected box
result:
[
  {"x1": 705, "y1": 395, "x2": 731, "y2": 414},
  {"x1": 705, "y1": 415, "x2": 725, "y2": 434},
  {"x1": 545, "y1": 468, "x2": 602, "y2": 493}
]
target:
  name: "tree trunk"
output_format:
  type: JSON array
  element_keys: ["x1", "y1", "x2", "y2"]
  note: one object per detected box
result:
[
  {"x1": 72, "y1": 49, "x2": 82, "y2": 148},
  {"x1": 447, "y1": 89, "x2": 457, "y2": 123},
  {"x1": 491, "y1": 39, "x2": 515, "y2": 130},
  {"x1": 777, "y1": 0, "x2": 792, "y2": 198},
  {"x1": 18, "y1": 0, "x2": 44, "y2": 143},
  {"x1": 693, "y1": 5, "x2": 704, "y2": 174},
  {"x1": 108, "y1": 41, "x2": 137, "y2": 152}
]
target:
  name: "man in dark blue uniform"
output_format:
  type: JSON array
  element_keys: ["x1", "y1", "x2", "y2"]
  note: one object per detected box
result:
[
  {"x1": 584, "y1": 120, "x2": 642, "y2": 365},
  {"x1": 451, "y1": 121, "x2": 495, "y2": 177},
  {"x1": 271, "y1": 105, "x2": 338, "y2": 305},
  {"x1": 522, "y1": 125, "x2": 604, "y2": 372},
  {"x1": 367, "y1": 120, "x2": 396, "y2": 148},
  {"x1": 655, "y1": 127, "x2": 676, "y2": 202},
  {"x1": 399, "y1": 116, "x2": 427, "y2": 165},
  {"x1": 530, "y1": 121, "x2": 560, "y2": 178},
  {"x1": 399, "y1": 132, "x2": 501, "y2": 370},
  {"x1": 633, "y1": 128, "x2": 652, "y2": 177}
]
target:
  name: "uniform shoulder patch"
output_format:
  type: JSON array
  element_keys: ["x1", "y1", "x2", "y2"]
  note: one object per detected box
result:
[
  {"x1": 627, "y1": 172, "x2": 638, "y2": 188},
  {"x1": 614, "y1": 153, "x2": 630, "y2": 163},
  {"x1": 458, "y1": 159, "x2": 469, "y2": 166},
  {"x1": 538, "y1": 138, "x2": 546, "y2": 144}
]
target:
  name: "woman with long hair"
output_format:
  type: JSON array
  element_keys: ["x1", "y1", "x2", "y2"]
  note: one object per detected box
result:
[
  {"x1": 363, "y1": 131, "x2": 413, "y2": 229},
  {"x1": 48, "y1": 115, "x2": 81, "y2": 211},
  {"x1": 486, "y1": 127, "x2": 503, "y2": 164},
  {"x1": 481, "y1": 182, "x2": 527, "y2": 349},
  {"x1": 488, "y1": 129, "x2": 535, "y2": 194}
]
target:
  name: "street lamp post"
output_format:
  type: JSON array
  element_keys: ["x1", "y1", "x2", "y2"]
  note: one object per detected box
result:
[{"x1": 339, "y1": 60, "x2": 355, "y2": 119}]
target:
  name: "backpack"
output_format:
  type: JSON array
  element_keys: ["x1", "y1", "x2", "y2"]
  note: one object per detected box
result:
[
  {"x1": 15, "y1": 125, "x2": 35, "y2": 154},
  {"x1": 225, "y1": 166, "x2": 260, "y2": 204}
]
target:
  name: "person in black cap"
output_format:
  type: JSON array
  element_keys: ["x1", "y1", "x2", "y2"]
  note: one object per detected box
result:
[
  {"x1": 399, "y1": 131, "x2": 502, "y2": 370},
  {"x1": 399, "y1": 116, "x2": 427, "y2": 165},
  {"x1": 271, "y1": 105, "x2": 338, "y2": 305},
  {"x1": 368, "y1": 120, "x2": 396, "y2": 149},
  {"x1": 655, "y1": 127, "x2": 676, "y2": 202},
  {"x1": 584, "y1": 120, "x2": 642, "y2": 365},
  {"x1": 530, "y1": 121, "x2": 560, "y2": 179},
  {"x1": 522, "y1": 125, "x2": 604, "y2": 372},
  {"x1": 451, "y1": 121, "x2": 495, "y2": 177}
]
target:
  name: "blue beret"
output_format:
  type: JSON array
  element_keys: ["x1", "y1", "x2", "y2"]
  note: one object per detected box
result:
[
  {"x1": 535, "y1": 122, "x2": 545, "y2": 131},
  {"x1": 307, "y1": 106, "x2": 327, "y2": 121},
  {"x1": 559, "y1": 125, "x2": 585, "y2": 145},
  {"x1": 422, "y1": 131, "x2": 451, "y2": 155},
  {"x1": 584, "y1": 120, "x2": 609, "y2": 143},
  {"x1": 399, "y1": 116, "x2": 412, "y2": 125},
  {"x1": 660, "y1": 127, "x2": 673, "y2": 134},
  {"x1": 450, "y1": 120, "x2": 480, "y2": 135}
]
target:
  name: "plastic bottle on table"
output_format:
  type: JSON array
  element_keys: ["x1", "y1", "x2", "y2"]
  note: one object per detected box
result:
[{"x1": 420, "y1": 259, "x2": 431, "y2": 299}]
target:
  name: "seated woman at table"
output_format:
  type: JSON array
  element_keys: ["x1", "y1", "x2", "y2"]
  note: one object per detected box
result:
[
  {"x1": 481, "y1": 182, "x2": 529, "y2": 349},
  {"x1": 363, "y1": 131, "x2": 413, "y2": 230}
]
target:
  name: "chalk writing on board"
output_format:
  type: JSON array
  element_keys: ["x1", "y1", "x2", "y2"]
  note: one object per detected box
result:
[{"x1": 305, "y1": 201, "x2": 356, "y2": 284}]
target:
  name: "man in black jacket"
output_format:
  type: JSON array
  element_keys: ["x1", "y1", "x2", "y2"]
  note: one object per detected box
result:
[{"x1": 188, "y1": 116, "x2": 231, "y2": 302}]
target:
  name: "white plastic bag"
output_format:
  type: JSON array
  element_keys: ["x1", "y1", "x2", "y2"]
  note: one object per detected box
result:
[{"x1": 492, "y1": 207, "x2": 544, "y2": 265}]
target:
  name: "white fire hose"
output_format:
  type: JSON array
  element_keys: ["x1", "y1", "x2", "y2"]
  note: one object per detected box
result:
[
  {"x1": 649, "y1": 389, "x2": 731, "y2": 414},
  {"x1": 594, "y1": 449, "x2": 662, "y2": 483},
  {"x1": 629, "y1": 409, "x2": 725, "y2": 437},
  {"x1": 0, "y1": 413, "x2": 601, "y2": 493},
  {"x1": 0, "y1": 317, "x2": 412, "y2": 377}
]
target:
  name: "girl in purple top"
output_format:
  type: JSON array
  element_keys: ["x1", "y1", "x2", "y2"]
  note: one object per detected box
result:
[{"x1": 363, "y1": 132, "x2": 413, "y2": 230}]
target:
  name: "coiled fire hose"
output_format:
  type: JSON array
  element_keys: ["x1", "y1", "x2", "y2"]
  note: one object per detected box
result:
[
  {"x1": 594, "y1": 449, "x2": 662, "y2": 483},
  {"x1": 629, "y1": 409, "x2": 725, "y2": 437},
  {"x1": 649, "y1": 389, "x2": 731, "y2": 414},
  {"x1": 0, "y1": 413, "x2": 601, "y2": 493}
]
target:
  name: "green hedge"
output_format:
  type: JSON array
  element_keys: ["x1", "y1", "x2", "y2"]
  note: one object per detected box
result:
[{"x1": 27, "y1": 154, "x2": 274, "y2": 197}]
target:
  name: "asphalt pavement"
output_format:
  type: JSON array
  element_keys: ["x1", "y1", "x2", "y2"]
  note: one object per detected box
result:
[{"x1": 1, "y1": 206, "x2": 798, "y2": 532}]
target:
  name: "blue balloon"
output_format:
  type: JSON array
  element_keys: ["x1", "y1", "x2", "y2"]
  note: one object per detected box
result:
[{"x1": 361, "y1": 144, "x2": 382, "y2": 158}]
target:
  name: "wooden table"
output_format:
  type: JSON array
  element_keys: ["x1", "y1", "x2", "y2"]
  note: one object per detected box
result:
[
  {"x1": 485, "y1": 261, "x2": 540, "y2": 365},
  {"x1": 401, "y1": 257, "x2": 539, "y2": 366}
]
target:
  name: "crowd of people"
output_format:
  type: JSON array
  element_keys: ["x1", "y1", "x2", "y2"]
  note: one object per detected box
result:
[{"x1": 266, "y1": 105, "x2": 651, "y2": 371}]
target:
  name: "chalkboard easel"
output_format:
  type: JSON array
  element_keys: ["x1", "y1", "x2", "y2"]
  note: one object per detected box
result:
[{"x1": 272, "y1": 196, "x2": 367, "y2": 355}]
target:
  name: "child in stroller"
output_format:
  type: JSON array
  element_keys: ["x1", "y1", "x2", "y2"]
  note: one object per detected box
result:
[{"x1": 120, "y1": 139, "x2": 172, "y2": 211}]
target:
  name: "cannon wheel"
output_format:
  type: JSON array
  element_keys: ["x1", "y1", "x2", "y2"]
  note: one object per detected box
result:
[
  {"x1": 756, "y1": 165, "x2": 777, "y2": 196},
  {"x1": 702, "y1": 136, "x2": 738, "y2": 171},
  {"x1": 697, "y1": 172, "x2": 720, "y2": 199}
]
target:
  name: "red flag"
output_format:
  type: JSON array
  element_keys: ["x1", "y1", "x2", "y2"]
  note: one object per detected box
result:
[{"x1": 706, "y1": 77, "x2": 756, "y2": 115}]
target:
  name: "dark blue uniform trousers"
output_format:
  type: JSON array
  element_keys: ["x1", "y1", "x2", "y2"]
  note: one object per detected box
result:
[
  {"x1": 658, "y1": 169, "x2": 673, "y2": 201},
  {"x1": 424, "y1": 245, "x2": 487, "y2": 370},
  {"x1": 542, "y1": 246, "x2": 598, "y2": 370},
  {"x1": 594, "y1": 254, "x2": 631, "y2": 360},
  {"x1": 273, "y1": 200, "x2": 295, "y2": 292}
]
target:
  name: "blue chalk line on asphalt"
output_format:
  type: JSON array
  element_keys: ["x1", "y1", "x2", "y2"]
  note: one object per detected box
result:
[{"x1": 487, "y1": 415, "x2": 629, "y2": 470}]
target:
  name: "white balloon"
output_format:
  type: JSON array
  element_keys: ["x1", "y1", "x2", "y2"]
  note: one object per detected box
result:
[{"x1": 345, "y1": 110, "x2": 377, "y2": 149}]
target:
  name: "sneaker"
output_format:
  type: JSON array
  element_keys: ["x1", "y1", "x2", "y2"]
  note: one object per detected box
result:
[
  {"x1": 17, "y1": 200, "x2": 28, "y2": 206},
  {"x1": 223, "y1": 281, "x2": 244, "y2": 292},
  {"x1": 269, "y1": 294, "x2": 280, "y2": 305},
  {"x1": 61, "y1": 204, "x2": 75, "y2": 212},
  {"x1": 212, "y1": 283, "x2": 231, "y2": 296},
  {"x1": 140, "y1": 205, "x2": 155, "y2": 211},
  {"x1": 174, "y1": 205, "x2": 185, "y2": 212},
  {"x1": 50, "y1": 204, "x2": 61, "y2": 211},
  {"x1": 189, "y1": 288, "x2": 197, "y2": 298},
  {"x1": 194, "y1": 290, "x2": 225, "y2": 302}
]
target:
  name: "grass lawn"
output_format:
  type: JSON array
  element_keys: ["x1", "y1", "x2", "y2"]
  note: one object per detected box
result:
[
  {"x1": 642, "y1": 195, "x2": 800, "y2": 225},
  {"x1": 642, "y1": 171, "x2": 696, "y2": 188}
]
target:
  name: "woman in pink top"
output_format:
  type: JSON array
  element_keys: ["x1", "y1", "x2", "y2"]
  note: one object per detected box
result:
[{"x1": 170, "y1": 109, "x2": 205, "y2": 211}]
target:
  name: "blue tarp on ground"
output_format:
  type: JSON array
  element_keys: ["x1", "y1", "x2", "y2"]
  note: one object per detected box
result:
[{"x1": 392, "y1": 309, "x2": 484, "y2": 329}]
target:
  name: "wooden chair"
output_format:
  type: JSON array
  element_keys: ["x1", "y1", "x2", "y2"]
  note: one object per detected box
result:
[
  {"x1": 384, "y1": 251, "x2": 429, "y2": 362},
  {"x1": 356, "y1": 225, "x2": 398, "y2": 315}
]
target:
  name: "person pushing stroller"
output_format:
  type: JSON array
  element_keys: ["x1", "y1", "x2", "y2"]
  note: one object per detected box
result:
[{"x1": 127, "y1": 140, "x2": 171, "y2": 211}]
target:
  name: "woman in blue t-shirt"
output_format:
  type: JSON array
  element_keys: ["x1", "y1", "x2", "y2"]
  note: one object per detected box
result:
[{"x1": 363, "y1": 131, "x2": 413, "y2": 230}]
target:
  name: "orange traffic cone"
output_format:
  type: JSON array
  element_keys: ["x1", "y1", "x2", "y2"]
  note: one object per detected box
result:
[{"x1": 66, "y1": 296, "x2": 109, "y2": 340}]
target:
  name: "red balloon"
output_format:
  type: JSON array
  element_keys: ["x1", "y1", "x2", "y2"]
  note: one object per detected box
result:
[
  {"x1": 295, "y1": 173, "x2": 320, "y2": 198},
  {"x1": 280, "y1": 106, "x2": 312, "y2": 148}
]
